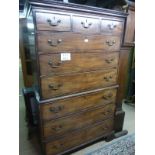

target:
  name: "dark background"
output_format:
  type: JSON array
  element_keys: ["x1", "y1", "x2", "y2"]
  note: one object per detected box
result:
[{"x1": 19, "y1": 0, "x2": 135, "y2": 13}]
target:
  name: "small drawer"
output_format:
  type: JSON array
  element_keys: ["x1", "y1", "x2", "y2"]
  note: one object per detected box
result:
[
  {"x1": 44, "y1": 118, "x2": 114, "y2": 155},
  {"x1": 42, "y1": 103, "x2": 115, "y2": 138},
  {"x1": 39, "y1": 52, "x2": 119, "y2": 76},
  {"x1": 40, "y1": 69, "x2": 118, "y2": 99},
  {"x1": 40, "y1": 87, "x2": 117, "y2": 120},
  {"x1": 101, "y1": 19, "x2": 124, "y2": 35},
  {"x1": 37, "y1": 32, "x2": 121, "y2": 53},
  {"x1": 35, "y1": 12, "x2": 71, "y2": 31},
  {"x1": 72, "y1": 15, "x2": 100, "y2": 34}
]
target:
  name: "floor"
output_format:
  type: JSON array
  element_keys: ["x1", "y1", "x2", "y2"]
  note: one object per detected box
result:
[{"x1": 19, "y1": 64, "x2": 135, "y2": 155}]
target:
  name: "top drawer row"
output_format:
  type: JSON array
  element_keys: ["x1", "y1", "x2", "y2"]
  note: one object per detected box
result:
[{"x1": 35, "y1": 12, "x2": 124, "y2": 35}]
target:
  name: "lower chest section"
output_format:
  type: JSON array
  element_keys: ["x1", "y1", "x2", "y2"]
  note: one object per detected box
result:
[{"x1": 39, "y1": 86, "x2": 117, "y2": 155}]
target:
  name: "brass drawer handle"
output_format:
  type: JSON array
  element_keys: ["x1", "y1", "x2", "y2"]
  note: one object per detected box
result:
[
  {"x1": 106, "y1": 109, "x2": 112, "y2": 114},
  {"x1": 47, "y1": 17, "x2": 61, "y2": 26},
  {"x1": 101, "y1": 109, "x2": 112, "y2": 116},
  {"x1": 106, "y1": 40, "x2": 116, "y2": 46},
  {"x1": 48, "y1": 61, "x2": 62, "y2": 68},
  {"x1": 107, "y1": 109, "x2": 112, "y2": 113},
  {"x1": 48, "y1": 39, "x2": 62, "y2": 46},
  {"x1": 108, "y1": 23, "x2": 117, "y2": 30},
  {"x1": 102, "y1": 93, "x2": 113, "y2": 100},
  {"x1": 51, "y1": 125, "x2": 63, "y2": 132},
  {"x1": 105, "y1": 58, "x2": 115, "y2": 64},
  {"x1": 48, "y1": 84, "x2": 62, "y2": 90},
  {"x1": 102, "y1": 126, "x2": 108, "y2": 131},
  {"x1": 81, "y1": 19, "x2": 92, "y2": 29},
  {"x1": 104, "y1": 75, "x2": 113, "y2": 81},
  {"x1": 53, "y1": 143, "x2": 64, "y2": 149},
  {"x1": 49, "y1": 105, "x2": 64, "y2": 113}
]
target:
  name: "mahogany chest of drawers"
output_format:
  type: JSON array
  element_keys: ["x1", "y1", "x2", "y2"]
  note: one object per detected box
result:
[{"x1": 25, "y1": 1, "x2": 128, "y2": 155}]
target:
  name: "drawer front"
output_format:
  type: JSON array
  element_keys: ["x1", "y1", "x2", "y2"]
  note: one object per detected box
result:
[
  {"x1": 42, "y1": 103, "x2": 115, "y2": 138},
  {"x1": 72, "y1": 15, "x2": 100, "y2": 34},
  {"x1": 40, "y1": 69, "x2": 118, "y2": 99},
  {"x1": 101, "y1": 19, "x2": 124, "y2": 35},
  {"x1": 45, "y1": 118, "x2": 113, "y2": 155},
  {"x1": 37, "y1": 32, "x2": 121, "y2": 52},
  {"x1": 35, "y1": 12, "x2": 71, "y2": 31},
  {"x1": 39, "y1": 52, "x2": 119, "y2": 76},
  {"x1": 40, "y1": 88, "x2": 117, "y2": 120}
]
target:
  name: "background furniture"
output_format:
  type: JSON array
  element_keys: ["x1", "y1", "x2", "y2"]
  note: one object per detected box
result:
[
  {"x1": 19, "y1": 18, "x2": 34, "y2": 87},
  {"x1": 22, "y1": 88, "x2": 38, "y2": 139},
  {"x1": 117, "y1": 1, "x2": 135, "y2": 105},
  {"x1": 22, "y1": 0, "x2": 131, "y2": 155},
  {"x1": 125, "y1": 1, "x2": 135, "y2": 104}
]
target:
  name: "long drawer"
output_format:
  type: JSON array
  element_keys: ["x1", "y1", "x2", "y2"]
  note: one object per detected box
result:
[
  {"x1": 39, "y1": 52, "x2": 119, "y2": 76},
  {"x1": 37, "y1": 32, "x2": 121, "y2": 53},
  {"x1": 40, "y1": 87, "x2": 117, "y2": 120},
  {"x1": 44, "y1": 118, "x2": 114, "y2": 155},
  {"x1": 42, "y1": 103, "x2": 115, "y2": 138},
  {"x1": 40, "y1": 68, "x2": 118, "y2": 99}
]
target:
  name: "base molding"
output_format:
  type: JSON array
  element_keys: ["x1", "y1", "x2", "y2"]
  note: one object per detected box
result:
[
  {"x1": 114, "y1": 109, "x2": 126, "y2": 132},
  {"x1": 48, "y1": 132, "x2": 114, "y2": 155},
  {"x1": 54, "y1": 130, "x2": 127, "y2": 155},
  {"x1": 105, "y1": 131, "x2": 115, "y2": 142},
  {"x1": 114, "y1": 130, "x2": 128, "y2": 138},
  {"x1": 113, "y1": 109, "x2": 128, "y2": 139},
  {"x1": 23, "y1": 88, "x2": 128, "y2": 155},
  {"x1": 105, "y1": 129, "x2": 128, "y2": 142}
]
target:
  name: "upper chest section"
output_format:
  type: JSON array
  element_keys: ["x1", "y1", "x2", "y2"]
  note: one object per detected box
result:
[{"x1": 33, "y1": 8, "x2": 125, "y2": 36}]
